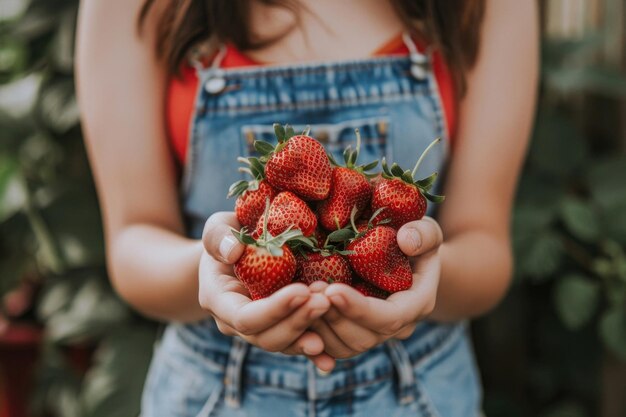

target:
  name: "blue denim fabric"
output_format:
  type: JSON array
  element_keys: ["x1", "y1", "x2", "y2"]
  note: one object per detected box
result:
[{"x1": 141, "y1": 39, "x2": 482, "y2": 417}]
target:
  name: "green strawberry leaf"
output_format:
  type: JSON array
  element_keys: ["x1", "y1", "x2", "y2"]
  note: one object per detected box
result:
[
  {"x1": 327, "y1": 229, "x2": 356, "y2": 243},
  {"x1": 267, "y1": 244, "x2": 284, "y2": 257},
  {"x1": 381, "y1": 158, "x2": 392, "y2": 177},
  {"x1": 248, "y1": 157, "x2": 265, "y2": 179},
  {"x1": 424, "y1": 191, "x2": 445, "y2": 203},
  {"x1": 360, "y1": 160, "x2": 379, "y2": 172},
  {"x1": 227, "y1": 180, "x2": 248, "y2": 198},
  {"x1": 390, "y1": 163, "x2": 404, "y2": 177},
  {"x1": 254, "y1": 140, "x2": 275, "y2": 156},
  {"x1": 302, "y1": 125, "x2": 311, "y2": 136},
  {"x1": 401, "y1": 170, "x2": 414, "y2": 183},
  {"x1": 273, "y1": 123, "x2": 286, "y2": 142},
  {"x1": 285, "y1": 124, "x2": 295, "y2": 139},
  {"x1": 416, "y1": 172, "x2": 438, "y2": 188}
]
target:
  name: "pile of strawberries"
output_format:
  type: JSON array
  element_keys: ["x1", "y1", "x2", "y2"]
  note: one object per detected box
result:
[{"x1": 228, "y1": 124, "x2": 443, "y2": 301}]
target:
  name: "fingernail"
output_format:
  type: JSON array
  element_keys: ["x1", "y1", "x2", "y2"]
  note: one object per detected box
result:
[
  {"x1": 329, "y1": 295, "x2": 346, "y2": 308},
  {"x1": 289, "y1": 296, "x2": 308, "y2": 309},
  {"x1": 405, "y1": 227, "x2": 421, "y2": 252},
  {"x1": 303, "y1": 344, "x2": 318, "y2": 356},
  {"x1": 219, "y1": 236, "x2": 237, "y2": 261}
]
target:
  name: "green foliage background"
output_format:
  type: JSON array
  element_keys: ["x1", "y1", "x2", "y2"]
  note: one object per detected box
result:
[{"x1": 0, "y1": 1, "x2": 625, "y2": 416}]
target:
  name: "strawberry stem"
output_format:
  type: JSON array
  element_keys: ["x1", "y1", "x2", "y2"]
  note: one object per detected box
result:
[
  {"x1": 262, "y1": 197, "x2": 271, "y2": 242},
  {"x1": 354, "y1": 128, "x2": 361, "y2": 163},
  {"x1": 411, "y1": 137, "x2": 441, "y2": 178}
]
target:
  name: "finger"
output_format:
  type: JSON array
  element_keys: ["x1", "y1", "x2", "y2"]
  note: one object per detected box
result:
[
  {"x1": 394, "y1": 323, "x2": 417, "y2": 340},
  {"x1": 325, "y1": 284, "x2": 416, "y2": 335},
  {"x1": 397, "y1": 216, "x2": 443, "y2": 257},
  {"x1": 308, "y1": 353, "x2": 336, "y2": 373},
  {"x1": 211, "y1": 281, "x2": 311, "y2": 334},
  {"x1": 308, "y1": 280, "x2": 329, "y2": 293},
  {"x1": 282, "y1": 331, "x2": 325, "y2": 356},
  {"x1": 202, "y1": 211, "x2": 245, "y2": 264},
  {"x1": 250, "y1": 293, "x2": 330, "y2": 351},
  {"x1": 310, "y1": 318, "x2": 356, "y2": 359},
  {"x1": 322, "y1": 306, "x2": 381, "y2": 353}
]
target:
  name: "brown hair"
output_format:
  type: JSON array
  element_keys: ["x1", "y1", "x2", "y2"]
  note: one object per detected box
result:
[{"x1": 139, "y1": 0, "x2": 485, "y2": 95}]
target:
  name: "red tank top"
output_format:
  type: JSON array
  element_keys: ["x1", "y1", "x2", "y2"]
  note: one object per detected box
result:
[{"x1": 166, "y1": 35, "x2": 457, "y2": 163}]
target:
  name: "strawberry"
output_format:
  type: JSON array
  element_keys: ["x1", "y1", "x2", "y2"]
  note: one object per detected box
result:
[
  {"x1": 228, "y1": 156, "x2": 277, "y2": 230},
  {"x1": 346, "y1": 225, "x2": 412, "y2": 292},
  {"x1": 371, "y1": 138, "x2": 444, "y2": 229},
  {"x1": 254, "y1": 191, "x2": 317, "y2": 237},
  {"x1": 318, "y1": 129, "x2": 378, "y2": 230},
  {"x1": 256, "y1": 124, "x2": 332, "y2": 200},
  {"x1": 233, "y1": 201, "x2": 315, "y2": 300},
  {"x1": 325, "y1": 208, "x2": 410, "y2": 293},
  {"x1": 295, "y1": 252, "x2": 353, "y2": 285},
  {"x1": 353, "y1": 280, "x2": 390, "y2": 299}
]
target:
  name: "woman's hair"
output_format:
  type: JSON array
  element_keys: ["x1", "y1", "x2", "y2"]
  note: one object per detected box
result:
[{"x1": 139, "y1": 0, "x2": 485, "y2": 95}]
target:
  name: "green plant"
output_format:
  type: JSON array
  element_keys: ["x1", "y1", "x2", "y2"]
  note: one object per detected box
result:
[{"x1": 0, "y1": 1, "x2": 156, "y2": 416}]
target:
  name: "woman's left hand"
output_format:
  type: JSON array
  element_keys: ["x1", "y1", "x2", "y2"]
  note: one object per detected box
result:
[{"x1": 311, "y1": 217, "x2": 443, "y2": 360}]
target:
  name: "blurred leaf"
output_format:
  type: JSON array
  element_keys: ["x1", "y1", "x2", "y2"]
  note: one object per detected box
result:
[
  {"x1": 599, "y1": 307, "x2": 626, "y2": 361},
  {"x1": 52, "y1": 9, "x2": 76, "y2": 72},
  {"x1": 587, "y1": 156, "x2": 626, "y2": 210},
  {"x1": 0, "y1": 37, "x2": 28, "y2": 76},
  {"x1": 44, "y1": 277, "x2": 131, "y2": 344},
  {"x1": 37, "y1": 78, "x2": 79, "y2": 133},
  {"x1": 529, "y1": 111, "x2": 587, "y2": 178},
  {"x1": 0, "y1": 155, "x2": 27, "y2": 221},
  {"x1": 0, "y1": 72, "x2": 42, "y2": 119},
  {"x1": 540, "y1": 401, "x2": 588, "y2": 417},
  {"x1": 519, "y1": 232, "x2": 564, "y2": 281},
  {"x1": 559, "y1": 197, "x2": 600, "y2": 242},
  {"x1": 554, "y1": 274, "x2": 600, "y2": 330},
  {"x1": 0, "y1": 0, "x2": 30, "y2": 22},
  {"x1": 545, "y1": 66, "x2": 626, "y2": 98},
  {"x1": 81, "y1": 326, "x2": 155, "y2": 417}
]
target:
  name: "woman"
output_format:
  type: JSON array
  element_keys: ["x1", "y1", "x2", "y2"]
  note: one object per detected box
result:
[{"x1": 76, "y1": 0, "x2": 538, "y2": 416}]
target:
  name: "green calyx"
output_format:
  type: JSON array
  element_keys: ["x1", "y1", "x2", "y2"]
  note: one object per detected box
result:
[
  {"x1": 231, "y1": 198, "x2": 316, "y2": 257},
  {"x1": 253, "y1": 123, "x2": 311, "y2": 162},
  {"x1": 325, "y1": 206, "x2": 391, "y2": 245},
  {"x1": 327, "y1": 128, "x2": 379, "y2": 177},
  {"x1": 380, "y1": 137, "x2": 445, "y2": 204},
  {"x1": 227, "y1": 156, "x2": 267, "y2": 198}
]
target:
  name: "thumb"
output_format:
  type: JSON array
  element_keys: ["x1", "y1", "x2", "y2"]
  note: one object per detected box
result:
[
  {"x1": 202, "y1": 212, "x2": 245, "y2": 264},
  {"x1": 396, "y1": 217, "x2": 443, "y2": 257}
]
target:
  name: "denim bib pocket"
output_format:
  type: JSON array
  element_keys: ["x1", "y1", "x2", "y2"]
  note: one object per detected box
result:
[{"x1": 239, "y1": 116, "x2": 391, "y2": 169}]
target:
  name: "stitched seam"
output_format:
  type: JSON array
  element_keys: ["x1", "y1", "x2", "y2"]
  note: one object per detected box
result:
[{"x1": 201, "y1": 90, "x2": 427, "y2": 115}]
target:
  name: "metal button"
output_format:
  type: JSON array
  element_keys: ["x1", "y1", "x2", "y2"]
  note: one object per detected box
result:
[
  {"x1": 205, "y1": 76, "x2": 226, "y2": 94},
  {"x1": 410, "y1": 64, "x2": 427, "y2": 80},
  {"x1": 316, "y1": 131, "x2": 329, "y2": 144}
]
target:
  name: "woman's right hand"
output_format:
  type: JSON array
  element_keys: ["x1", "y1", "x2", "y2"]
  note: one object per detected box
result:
[{"x1": 199, "y1": 212, "x2": 336, "y2": 371}]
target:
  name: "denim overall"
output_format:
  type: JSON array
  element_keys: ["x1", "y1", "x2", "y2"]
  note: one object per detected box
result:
[{"x1": 141, "y1": 35, "x2": 482, "y2": 417}]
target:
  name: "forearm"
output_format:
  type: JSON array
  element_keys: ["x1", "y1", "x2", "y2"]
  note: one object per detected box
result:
[
  {"x1": 429, "y1": 230, "x2": 512, "y2": 322},
  {"x1": 109, "y1": 224, "x2": 208, "y2": 322}
]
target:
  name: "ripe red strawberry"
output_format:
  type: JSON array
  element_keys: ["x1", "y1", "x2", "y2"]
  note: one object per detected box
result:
[
  {"x1": 346, "y1": 225, "x2": 412, "y2": 293},
  {"x1": 371, "y1": 138, "x2": 444, "y2": 229},
  {"x1": 233, "y1": 202, "x2": 315, "y2": 300},
  {"x1": 256, "y1": 124, "x2": 332, "y2": 200},
  {"x1": 255, "y1": 191, "x2": 317, "y2": 237},
  {"x1": 235, "y1": 244, "x2": 297, "y2": 300},
  {"x1": 318, "y1": 129, "x2": 378, "y2": 230},
  {"x1": 228, "y1": 157, "x2": 277, "y2": 230},
  {"x1": 353, "y1": 280, "x2": 390, "y2": 299},
  {"x1": 295, "y1": 252, "x2": 353, "y2": 285}
]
